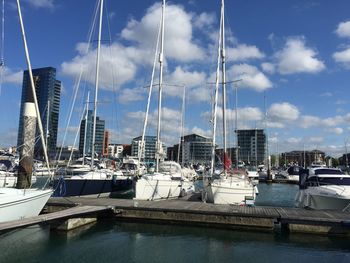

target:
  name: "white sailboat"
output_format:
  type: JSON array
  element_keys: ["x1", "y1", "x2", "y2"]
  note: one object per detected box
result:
[
  {"x1": 0, "y1": 0, "x2": 53, "y2": 223},
  {"x1": 134, "y1": 0, "x2": 194, "y2": 201},
  {"x1": 203, "y1": 0, "x2": 256, "y2": 205}
]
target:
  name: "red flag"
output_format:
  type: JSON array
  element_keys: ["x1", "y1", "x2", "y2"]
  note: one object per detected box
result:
[{"x1": 223, "y1": 152, "x2": 232, "y2": 170}]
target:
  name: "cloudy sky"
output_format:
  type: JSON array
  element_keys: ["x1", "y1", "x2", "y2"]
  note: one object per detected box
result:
[{"x1": 1, "y1": 0, "x2": 350, "y2": 157}]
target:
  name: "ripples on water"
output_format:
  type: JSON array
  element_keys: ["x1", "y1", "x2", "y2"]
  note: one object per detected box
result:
[
  {"x1": 0, "y1": 221, "x2": 349, "y2": 263},
  {"x1": 7, "y1": 179, "x2": 346, "y2": 262}
]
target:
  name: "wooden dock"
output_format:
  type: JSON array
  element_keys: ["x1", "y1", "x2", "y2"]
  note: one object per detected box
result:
[
  {"x1": 46, "y1": 196, "x2": 350, "y2": 236},
  {"x1": 1, "y1": 195, "x2": 349, "y2": 236},
  {"x1": 0, "y1": 205, "x2": 112, "y2": 232}
]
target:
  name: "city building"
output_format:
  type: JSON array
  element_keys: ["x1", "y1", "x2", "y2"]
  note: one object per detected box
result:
[
  {"x1": 236, "y1": 129, "x2": 266, "y2": 166},
  {"x1": 108, "y1": 144, "x2": 131, "y2": 159},
  {"x1": 17, "y1": 67, "x2": 61, "y2": 159},
  {"x1": 131, "y1": 136, "x2": 166, "y2": 164},
  {"x1": 280, "y1": 150, "x2": 325, "y2": 167},
  {"x1": 78, "y1": 110, "x2": 105, "y2": 157},
  {"x1": 167, "y1": 134, "x2": 212, "y2": 164}
]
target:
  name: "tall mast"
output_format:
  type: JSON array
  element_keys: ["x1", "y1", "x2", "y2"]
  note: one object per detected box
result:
[
  {"x1": 138, "y1": 8, "x2": 162, "y2": 172},
  {"x1": 156, "y1": 0, "x2": 165, "y2": 173},
  {"x1": 45, "y1": 100, "x2": 50, "y2": 152},
  {"x1": 235, "y1": 82, "x2": 238, "y2": 168},
  {"x1": 91, "y1": 0, "x2": 104, "y2": 170},
  {"x1": 220, "y1": 0, "x2": 227, "y2": 175},
  {"x1": 210, "y1": 0, "x2": 224, "y2": 177},
  {"x1": 83, "y1": 91, "x2": 90, "y2": 165},
  {"x1": 16, "y1": 0, "x2": 51, "y2": 185},
  {"x1": 0, "y1": 0, "x2": 4, "y2": 95},
  {"x1": 177, "y1": 85, "x2": 186, "y2": 165}
]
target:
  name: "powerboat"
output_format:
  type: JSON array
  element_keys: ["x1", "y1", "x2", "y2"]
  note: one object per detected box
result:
[
  {"x1": 134, "y1": 161, "x2": 195, "y2": 200},
  {"x1": 295, "y1": 167, "x2": 350, "y2": 210}
]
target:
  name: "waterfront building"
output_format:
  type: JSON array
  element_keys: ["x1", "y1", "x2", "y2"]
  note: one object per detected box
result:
[
  {"x1": 78, "y1": 110, "x2": 105, "y2": 157},
  {"x1": 108, "y1": 144, "x2": 131, "y2": 158},
  {"x1": 167, "y1": 134, "x2": 212, "y2": 164},
  {"x1": 131, "y1": 136, "x2": 166, "y2": 164},
  {"x1": 236, "y1": 129, "x2": 266, "y2": 167},
  {"x1": 280, "y1": 150, "x2": 325, "y2": 167},
  {"x1": 17, "y1": 67, "x2": 61, "y2": 159}
]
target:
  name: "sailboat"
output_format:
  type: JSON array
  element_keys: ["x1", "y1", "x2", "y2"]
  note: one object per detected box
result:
[
  {"x1": 134, "y1": 0, "x2": 194, "y2": 201},
  {"x1": 0, "y1": 0, "x2": 52, "y2": 223},
  {"x1": 202, "y1": 0, "x2": 257, "y2": 205},
  {"x1": 52, "y1": 0, "x2": 132, "y2": 197}
]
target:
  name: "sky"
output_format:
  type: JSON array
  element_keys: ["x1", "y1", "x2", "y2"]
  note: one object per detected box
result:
[{"x1": 1, "y1": 0, "x2": 350, "y2": 157}]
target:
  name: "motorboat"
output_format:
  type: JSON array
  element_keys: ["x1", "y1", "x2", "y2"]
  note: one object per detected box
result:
[
  {"x1": 295, "y1": 167, "x2": 350, "y2": 210},
  {"x1": 134, "y1": 161, "x2": 195, "y2": 200}
]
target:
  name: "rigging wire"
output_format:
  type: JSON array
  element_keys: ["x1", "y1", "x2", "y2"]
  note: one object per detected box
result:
[
  {"x1": 55, "y1": 0, "x2": 100, "y2": 166},
  {"x1": 0, "y1": 0, "x2": 5, "y2": 96},
  {"x1": 105, "y1": 1, "x2": 120, "y2": 148}
]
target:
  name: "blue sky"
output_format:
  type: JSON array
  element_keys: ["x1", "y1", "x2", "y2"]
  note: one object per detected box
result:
[{"x1": 1, "y1": 0, "x2": 350, "y2": 157}]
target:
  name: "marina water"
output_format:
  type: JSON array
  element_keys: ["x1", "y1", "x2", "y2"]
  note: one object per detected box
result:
[{"x1": 1, "y1": 181, "x2": 349, "y2": 263}]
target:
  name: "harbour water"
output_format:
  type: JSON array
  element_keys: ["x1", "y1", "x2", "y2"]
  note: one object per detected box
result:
[{"x1": 1, "y1": 182, "x2": 349, "y2": 263}]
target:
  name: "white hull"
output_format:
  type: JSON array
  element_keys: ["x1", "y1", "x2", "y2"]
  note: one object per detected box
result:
[
  {"x1": 288, "y1": 175, "x2": 299, "y2": 182},
  {"x1": 135, "y1": 176, "x2": 194, "y2": 201},
  {"x1": 205, "y1": 177, "x2": 257, "y2": 205},
  {"x1": 0, "y1": 188, "x2": 53, "y2": 223},
  {"x1": 0, "y1": 174, "x2": 37, "y2": 188},
  {"x1": 296, "y1": 186, "x2": 350, "y2": 210},
  {"x1": 0, "y1": 175, "x2": 17, "y2": 188}
]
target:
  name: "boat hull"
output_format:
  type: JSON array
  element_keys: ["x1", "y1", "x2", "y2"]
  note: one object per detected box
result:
[
  {"x1": 205, "y1": 178, "x2": 256, "y2": 205},
  {"x1": 0, "y1": 188, "x2": 52, "y2": 223},
  {"x1": 52, "y1": 177, "x2": 133, "y2": 197},
  {"x1": 295, "y1": 186, "x2": 350, "y2": 210},
  {"x1": 134, "y1": 177, "x2": 194, "y2": 200}
]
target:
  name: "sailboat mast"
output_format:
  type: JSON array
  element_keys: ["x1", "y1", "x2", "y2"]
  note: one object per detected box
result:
[
  {"x1": 220, "y1": 0, "x2": 227, "y2": 175},
  {"x1": 235, "y1": 81, "x2": 238, "y2": 168},
  {"x1": 16, "y1": 0, "x2": 51, "y2": 185},
  {"x1": 210, "y1": 0, "x2": 224, "y2": 177},
  {"x1": 45, "y1": 100, "x2": 50, "y2": 152},
  {"x1": 91, "y1": 0, "x2": 104, "y2": 170},
  {"x1": 83, "y1": 91, "x2": 90, "y2": 165},
  {"x1": 156, "y1": 0, "x2": 165, "y2": 173},
  {"x1": 177, "y1": 85, "x2": 186, "y2": 165}
]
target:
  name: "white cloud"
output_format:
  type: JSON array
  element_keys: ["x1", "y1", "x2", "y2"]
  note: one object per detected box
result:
[
  {"x1": 226, "y1": 44, "x2": 265, "y2": 62},
  {"x1": 261, "y1": 62, "x2": 275, "y2": 74},
  {"x1": 118, "y1": 87, "x2": 146, "y2": 104},
  {"x1": 193, "y1": 12, "x2": 216, "y2": 29},
  {"x1": 2, "y1": 67, "x2": 23, "y2": 85},
  {"x1": 121, "y1": 3, "x2": 205, "y2": 62},
  {"x1": 165, "y1": 66, "x2": 206, "y2": 98},
  {"x1": 335, "y1": 21, "x2": 350, "y2": 38},
  {"x1": 268, "y1": 102, "x2": 300, "y2": 122},
  {"x1": 275, "y1": 37, "x2": 325, "y2": 74},
  {"x1": 24, "y1": 0, "x2": 55, "y2": 9},
  {"x1": 286, "y1": 137, "x2": 302, "y2": 144},
  {"x1": 333, "y1": 47, "x2": 350, "y2": 66},
  {"x1": 299, "y1": 115, "x2": 321, "y2": 128},
  {"x1": 326, "y1": 127, "x2": 343, "y2": 135},
  {"x1": 228, "y1": 64, "x2": 273, "y2": 91},
  {"x1": 190, "y1": 126, "x2": 211, "y2": 138},
  {"x1": 61, "y1": 43, "x2": 138, "y2": 90},
  {"x1": 320, "y1": 92, "x2": 332, "y2": 97},
  {"x1": 308, "y1": 137, "x2": 324, "y2": 143}
]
